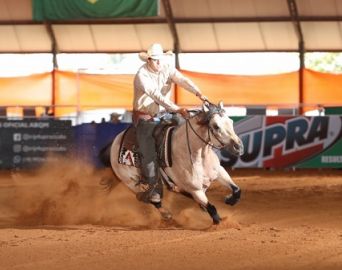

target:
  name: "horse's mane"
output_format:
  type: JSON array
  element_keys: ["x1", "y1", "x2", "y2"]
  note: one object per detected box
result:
[
  {"x1": 188, "y1": 103, "x2": 224, "y2": 126},
  {"x1": 184, "y1": 109, "x2": 205, "y2": 125},
  {"x1": 158, "y1": 103, "x2": 224, "y2": 127}
]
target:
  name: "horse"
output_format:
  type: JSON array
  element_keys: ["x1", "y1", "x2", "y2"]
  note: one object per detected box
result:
[{"x1": 100, "y1": 101, "x2": 244, "y2": 225}]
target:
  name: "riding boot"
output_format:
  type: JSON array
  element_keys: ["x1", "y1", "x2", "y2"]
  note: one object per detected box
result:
[
  {"x1": 135, "y1": 119, "x2": 161, "y2": 203},
  {"x1": 136, "y1": 177, "x2": 158, "y2": 203}
]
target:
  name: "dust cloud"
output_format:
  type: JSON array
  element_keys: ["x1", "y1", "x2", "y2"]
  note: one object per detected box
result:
[
  {"x1": 0, "y1": 159, "x2": 160, "y2": 228},
  {"x1": 0, "y1": 158, "x2": 229, "y2": 230}
]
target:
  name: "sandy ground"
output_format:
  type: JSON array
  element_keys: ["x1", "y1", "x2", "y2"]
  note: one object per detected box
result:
[{"x1": 0, "y1": 161, "x2": 341, "y2": 270}]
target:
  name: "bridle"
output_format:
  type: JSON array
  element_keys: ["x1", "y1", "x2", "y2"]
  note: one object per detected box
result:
[
  {"x1": 185, "y1": 104, "x2": 229, "y2": 165},
  {"x1": 185, "y1": 118, "x2": 225, "y2": 150}
]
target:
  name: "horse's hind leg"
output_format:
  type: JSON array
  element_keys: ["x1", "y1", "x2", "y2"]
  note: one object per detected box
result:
[{"x1": 217, "y1": 166, "x2": 241, "y2": 206}]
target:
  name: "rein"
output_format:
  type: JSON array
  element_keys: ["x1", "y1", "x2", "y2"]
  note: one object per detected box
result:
[{"x1": 185, "y1": 116, "x2": 225, "y2": 165}]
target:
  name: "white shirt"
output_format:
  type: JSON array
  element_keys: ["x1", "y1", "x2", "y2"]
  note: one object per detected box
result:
[{"x1": 133, "y1": 63, "x2": 200, "y2": 116}]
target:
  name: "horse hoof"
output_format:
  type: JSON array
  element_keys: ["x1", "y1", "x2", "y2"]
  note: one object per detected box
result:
[
  {"x1": 213, "y1": 214, "x2": 221, "y2": 224},
  {"x1": 158, "y1": 207, "x2": 173, "y2": 220},
  {"x1": 225, "y1": 195, "x2": 240, "y2": 206}
]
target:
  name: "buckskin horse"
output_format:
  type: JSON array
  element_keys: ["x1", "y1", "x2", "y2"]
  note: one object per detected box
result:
[{"x1": 100, "y1": 101, "x2": 244, "y2": 224}]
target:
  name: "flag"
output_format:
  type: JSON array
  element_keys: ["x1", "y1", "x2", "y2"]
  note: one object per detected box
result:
[{"x1": 33, "y1": 0, "x2": 159, "y2": 21}]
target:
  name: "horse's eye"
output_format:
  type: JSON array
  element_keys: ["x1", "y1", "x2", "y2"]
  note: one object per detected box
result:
[{"x1": 212, "y1": 123, "x2": 219, "y2": 130}]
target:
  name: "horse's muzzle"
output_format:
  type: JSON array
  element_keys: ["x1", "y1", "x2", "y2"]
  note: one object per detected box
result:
[{"x1": 232, "y1": 139, "x2": 244, "y2": 156}]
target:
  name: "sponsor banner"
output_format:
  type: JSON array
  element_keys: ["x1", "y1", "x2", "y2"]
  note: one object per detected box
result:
[
  {"x1": 73, "y1": 122, "x2": 129, "y2": 167},
  {"x1": 0, "y1": 119, "x2": 72, "y2": 169},
  {"x1": 218, "y1": 116, "x2": 342, "y2": 168},
  {"x1": 33, "y1": 0, "x2": 159, "y2": 21}
]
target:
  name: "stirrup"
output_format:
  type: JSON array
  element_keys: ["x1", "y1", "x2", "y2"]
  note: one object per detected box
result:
[
  {"x1": 150, "y1": 192, "x2": 161, "y2": 203},
  {"x1": 136, "y1": 182, "x2": 157, "y2": 203}
]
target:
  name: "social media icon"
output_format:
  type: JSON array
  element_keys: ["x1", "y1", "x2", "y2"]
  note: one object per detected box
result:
[
  {"x1": 13, "y1": 133, "x2": 21, "y2": 142},
  {"x1": 13, "y1": 144, "x2": 22, "y2": 153}
]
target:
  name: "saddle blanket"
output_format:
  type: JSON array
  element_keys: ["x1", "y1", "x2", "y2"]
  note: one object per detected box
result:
[{"x1": 118, "y1": 124, "x2": 175, "y2": 168}]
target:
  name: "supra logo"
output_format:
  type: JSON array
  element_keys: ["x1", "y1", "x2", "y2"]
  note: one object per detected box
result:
[{"x1": 219, "y1": 116, "x2": 342, "y2": 168}]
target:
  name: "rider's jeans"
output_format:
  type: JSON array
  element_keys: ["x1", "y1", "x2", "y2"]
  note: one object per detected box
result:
[{"x1": 136, "y1": 119, "x2": 159, "y2": 184}]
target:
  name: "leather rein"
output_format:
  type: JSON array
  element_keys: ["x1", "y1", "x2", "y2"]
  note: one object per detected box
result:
[{"x1": 185, "y1": 108, "x2": 227, "y2": 165}]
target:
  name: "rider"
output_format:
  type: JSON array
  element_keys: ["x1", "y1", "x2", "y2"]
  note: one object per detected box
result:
[{"x1": 133, "y1": 43, "x2": 206, "y2": 203}]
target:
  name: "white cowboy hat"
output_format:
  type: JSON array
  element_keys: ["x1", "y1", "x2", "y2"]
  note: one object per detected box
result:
[{"x1": 139, "y1": 43, "x2": 173, "y2": 61}]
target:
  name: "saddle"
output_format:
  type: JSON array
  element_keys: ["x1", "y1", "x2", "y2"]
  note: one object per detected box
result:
[{"x1": 118, "y1": 120, "x2": 177, "y2": 168}]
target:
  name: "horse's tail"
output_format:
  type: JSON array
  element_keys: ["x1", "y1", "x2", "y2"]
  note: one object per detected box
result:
[
  {"x1": 98, "y1": 142, "x2": 112, "y2": 167},
  {"x1": 99, "y1": 175, "x2": 116, "y2": 193},
  {"x1": 98, "y1": 141, "x2": 118, "y2": 192}
]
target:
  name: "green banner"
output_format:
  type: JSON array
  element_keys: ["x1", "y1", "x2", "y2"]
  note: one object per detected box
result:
[
  {"x1": 296, "y1": 139, "x2": 342, "y2": 168},
  {"x1": 33, "y1": 0, "x2": 159, "y2": 21}
]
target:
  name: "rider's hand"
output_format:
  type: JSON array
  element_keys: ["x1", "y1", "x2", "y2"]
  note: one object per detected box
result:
[
  {"x1": 176, "y1": 108, "x2": 190, "y2": 119},
  {"x1": 197, "y1": 92, "x2": 208, "y2": 102}
]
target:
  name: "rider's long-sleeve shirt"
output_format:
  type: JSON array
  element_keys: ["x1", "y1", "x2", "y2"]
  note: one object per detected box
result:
[{"x1": 133, "y1": 63, "x2": 201, "y2": 116}]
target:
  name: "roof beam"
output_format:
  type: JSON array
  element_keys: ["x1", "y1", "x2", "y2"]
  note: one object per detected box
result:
[
  {"x1": 173, "y1": 15, "x2": 342, "y2": 23},
  {"x1": 161, "y1": 0, "x2": 180, "y2": 68},
  {"x1": 287, "y1": 0, "x2": 304, "y2": 44},
  {"x1": 45, "y1": 23, "x2": 58, "y2": 68},
  {"x1": 2, "y1": 15, "x2": 342, "y2": 25},
  {"x1": 3, "y1": 48, "x2": 342, "y2": 54}
]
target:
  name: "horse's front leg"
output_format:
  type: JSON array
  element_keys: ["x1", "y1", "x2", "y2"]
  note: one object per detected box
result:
[
  {"x1": 217, "y1": 166, "x2": 241, "y2": 206},
  {"x1": 191, "y1": 190, "x2": 221, "y2": 224}
]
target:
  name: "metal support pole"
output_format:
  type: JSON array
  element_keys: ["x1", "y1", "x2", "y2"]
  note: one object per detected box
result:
[
  {"x1": 45, "y1": 23, "x2": 58, "y2": 116},
  {"x1": 299, "y1": 40, "x2": 305, "y2": 115},
  {"x1": 161, "y1": 0, "x2": 180, "y2": 68},
  {"x1": 287, "y1": 0, "x2": 305, "y2": 115},
  {"x1": 161, "y1": 0, "x2": 180, "y2": 104}
]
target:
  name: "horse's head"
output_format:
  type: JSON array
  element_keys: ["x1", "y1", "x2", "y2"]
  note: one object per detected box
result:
[{"x1": 198, "y1": 101, "x2": 244, "y2": 156}]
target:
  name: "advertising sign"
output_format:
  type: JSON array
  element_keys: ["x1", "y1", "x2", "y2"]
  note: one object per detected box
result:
[
  {"x1": 218, "y1": 116, "x2": 342, "y2": 168},
  {"x1": 0, "y1": 120, "x2": 73, "y2": 169}
]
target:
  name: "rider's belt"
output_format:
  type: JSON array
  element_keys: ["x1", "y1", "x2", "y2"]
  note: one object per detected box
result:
[{"x1": 133, "y1": 110, "x2": 153, "y2": 124}]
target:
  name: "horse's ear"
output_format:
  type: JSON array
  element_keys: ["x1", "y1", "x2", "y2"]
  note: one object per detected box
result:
[
  {"x1": 202, "y1": 101, "x2": 210, "y2": 113},
  {"x1": 218, "y1": 101, "x2": 224, "y2": 109}
]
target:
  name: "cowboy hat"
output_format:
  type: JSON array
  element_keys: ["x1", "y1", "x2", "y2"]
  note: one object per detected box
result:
[{"x1": 139, "y1": 43, "x2": 173, "y2": 62}]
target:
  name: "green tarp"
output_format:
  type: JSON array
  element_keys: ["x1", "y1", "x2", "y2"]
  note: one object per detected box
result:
[{"x1": 33, "y1": 0, "x2": 159, "y2": 21}]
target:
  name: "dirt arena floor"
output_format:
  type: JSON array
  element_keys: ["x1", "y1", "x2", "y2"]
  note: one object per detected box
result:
[{"x1": 0, "y1": 161, "x2": 341, "y2": 270}]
